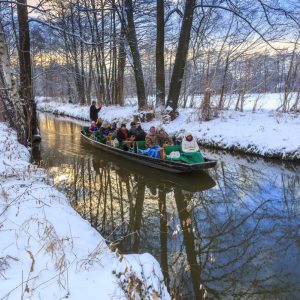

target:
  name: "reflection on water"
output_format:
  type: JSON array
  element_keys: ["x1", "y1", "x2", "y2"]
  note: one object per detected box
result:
[{"x1": 33, "y1": 113, "x2": 300, "y2": 299}]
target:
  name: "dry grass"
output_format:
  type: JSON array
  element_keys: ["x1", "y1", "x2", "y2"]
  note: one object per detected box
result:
[{"x1": 77, "y1": 242, "x2": 105, "y2": 270}]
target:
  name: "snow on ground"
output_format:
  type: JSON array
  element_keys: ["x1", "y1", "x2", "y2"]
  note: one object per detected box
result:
[
  {"x1": 146, "y1": 109, "x2": 300, "y2": 161},
  {"x1": 37, "y1": 95, "x2": 300, "y2": 161},
  {"x1": 183, "y1": 92, "x2": 298, "y2": 110},
  {"x1": 0, "y1": 123, "x2": 170, "y2": 300},
  {"x1": 37, "y1": 101, "x2": 137, "y2": 123},
  {"x1": 36, "y1": 92, "x2": 297, "y2": 110}
]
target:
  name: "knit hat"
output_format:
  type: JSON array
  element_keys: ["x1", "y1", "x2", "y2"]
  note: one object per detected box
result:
[{"x1": 185, "y1": 132, "x2": 192, "y2": 137}]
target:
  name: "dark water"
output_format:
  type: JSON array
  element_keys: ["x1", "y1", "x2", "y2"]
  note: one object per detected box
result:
[{"x1": 32, "y1": 113, "x2": 300, "y2": 300}]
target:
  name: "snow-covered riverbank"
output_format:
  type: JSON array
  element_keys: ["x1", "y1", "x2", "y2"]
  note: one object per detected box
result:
[
  {"x1": 0, "y1": 122, "x2": 170, "y2": 300},
  {"x1": 37, "y1": 101, "x2": 300, "y2": 162}
]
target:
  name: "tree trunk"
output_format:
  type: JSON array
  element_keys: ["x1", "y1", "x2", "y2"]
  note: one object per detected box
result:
[
  {"x1": 111, "y1": 2, "x2": 117, "y2": 104},
  {"x1": 0, "y1": 69, "x2": 14, "y2": 124},
  {"x1": 116, "y1": 26, "x2": 126, "y2": 106},
  {"x1": 86, "y1": 53, "x2": 93, "y2": 104},
  {"x1": 17, "y1": 0, "x2": 38, "y2": 142},
  {"x1": 90, "y1": 0, "x2": 105, "y2": 102},
  {"x1": 156, "y1": 0, "x2": 165, "y2": 108},
  {"x1": 100, "y1": 0, "x2": 111, "y2": 104},
  {"x1": 218, "y1": 53, "x2": 230, "y2": 110},
  {"x1": 70, "y1": 3, "x2": 85, "y2": 105},
  {"x1": 166, "y1": 0, "x2": 196, "y2": 117},
  {"x1": 0, "y1": 11, "x2": 28, "y2": 144},
  {"x1": 0, "y1": 24, "x2": 16, "y2": 126},
  {"x1": 77, "y1": 0, "x2": 86, "y2": 105},
  {"x1": 125, "y1": 0, "x2": 147, "y2": 110}
]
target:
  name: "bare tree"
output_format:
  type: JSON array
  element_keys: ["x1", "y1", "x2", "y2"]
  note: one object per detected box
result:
[
  {"x1": 0, "y1": 22, "x2": 16, "y2": 126},
  {"x1": 156, "y1": 0, "x2": 165, "y2": 108},
  {"x1": 17, "y1": 0, "x2": 38, "y2": 142},
  {"x1": 116, "y1": 24, "x2": 126, "y2": 106},
  {"x1": 1, "y1": 0, "x2": 299, "y2": 119},
  {"x1": 124, "y1": 0, "x2": 147, "y2": 109},
  {"x1": 166, "y1": 0, "x2": 196, "y2": 118}
]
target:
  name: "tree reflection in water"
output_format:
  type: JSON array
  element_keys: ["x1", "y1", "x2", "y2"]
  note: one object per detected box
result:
[{"x1": 33, "y1": 114, "x2": 300, "y2": 299}]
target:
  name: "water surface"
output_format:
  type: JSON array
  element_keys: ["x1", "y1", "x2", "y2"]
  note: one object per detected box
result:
[{"x1": 32, "y1": 113, "x2": 300, "y2": 299}]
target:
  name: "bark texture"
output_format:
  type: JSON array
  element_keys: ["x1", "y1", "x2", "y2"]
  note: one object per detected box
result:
[
  {"x1": 125, "y1": 0, "x2": 147, "y2": 110},
  {"x1": 166, "y1": 0, "x2": 196, "y2": 115},
  {"x1": 116, "y1": 26, "x2": 126, "y2": 106},
  {"x1": 17, "y1": 0, "x2": 38, "y2": 142},
  {"x1": 0, "y1": 22, "x2": 27, "y2": 144},
  {"x1": 156, "y1": 0, "x2": 165, "y2": 108}
]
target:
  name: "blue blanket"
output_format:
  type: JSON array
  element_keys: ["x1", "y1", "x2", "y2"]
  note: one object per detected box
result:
[{"x1": 138, "y1": 145, "x2": 160, "y2": 158}]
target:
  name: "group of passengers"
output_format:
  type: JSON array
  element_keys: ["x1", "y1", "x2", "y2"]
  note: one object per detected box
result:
[
  {"x1": 87, "y1": 118, "x2": 200, "y2": 157},
  {"x1": 88, "y1": 100, "x2": 202, "y2": 162},
  {"x1": 88, "y1": 118, "x2": 145, "y2": 142}
]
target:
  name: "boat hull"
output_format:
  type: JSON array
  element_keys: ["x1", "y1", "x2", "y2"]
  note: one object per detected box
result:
[{"x1": 81, "y1": 132, "x2": 217, "y2": 174}]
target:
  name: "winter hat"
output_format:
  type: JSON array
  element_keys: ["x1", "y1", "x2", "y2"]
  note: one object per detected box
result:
[{"x1": 185, "y1": 132, "x2": 192, "y2": 138}]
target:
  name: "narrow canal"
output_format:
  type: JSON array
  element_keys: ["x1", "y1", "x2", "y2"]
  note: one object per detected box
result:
[{"x1": 32, "y1": 113, "x2": 300, "y2": 299}]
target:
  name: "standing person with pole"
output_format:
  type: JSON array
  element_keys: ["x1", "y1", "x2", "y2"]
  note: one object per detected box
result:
[{"x1": 90, "y1": 101, "x2": 102, "y2": 122}]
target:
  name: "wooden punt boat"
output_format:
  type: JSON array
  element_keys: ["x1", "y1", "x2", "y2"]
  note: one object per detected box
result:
[{"x1": 81, "y1": 131, "x2": 217, "y2": 174}]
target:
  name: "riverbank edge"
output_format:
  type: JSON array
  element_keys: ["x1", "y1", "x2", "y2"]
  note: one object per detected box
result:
[
  {"x1": 37, "y1": 106, "x2": 300, "y2": 163},
  {"x1": 0, "y1": 122, "x2": 170, "y2": 299}
]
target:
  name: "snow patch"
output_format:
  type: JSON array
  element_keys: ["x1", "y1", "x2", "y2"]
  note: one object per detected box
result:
[{"x1": 0, "y1": 122, "x2": 170, "y2": 300}]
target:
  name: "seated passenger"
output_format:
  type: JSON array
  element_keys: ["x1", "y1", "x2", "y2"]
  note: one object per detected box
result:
[
  {"x1": 88, "y1": 121, "x2": 98, "y2": 135},
  {"x1": 134, "y1": 122, "x2": 146, "y2": 141},
  {"x1": 145, "y1": 136, "x2": 153, "y2": 149},
  {"x1": 145, "y1": 126, "x2": 158, "y2": 147},
  {"x1": 157, "y1": 128, "x2": 171, "y2": 147},
  {"x1": 182, "y1": 132, "x2": 200, "y2": 153},
  {"x1": 129, "y1": 121, "x2": 137, "y2": 137},
  {"x1": 112, "y1": 122, "x2": 121, "y2": 137},
  {"x1": 139, "y1": 134, "x2": 161, "y2": 158},
  {"x1": 116, "y1": 124, "x2": 129, "y2": 142},
  {"x1": 111, "y1": 121, "x2": 117, "y2": 132},
  {"x1": 96, "y1": 117, "x2": 103, "y2": 128},
  {"x1": 99, "y1": 121, "x2": 111, "y2": 137}
]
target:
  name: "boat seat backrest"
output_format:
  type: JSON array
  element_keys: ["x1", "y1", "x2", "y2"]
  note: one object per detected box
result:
[
  {"x1": 82, "y1": 126, "x2": 89, "y2": 132},
  {"x1": 82, "y1": 126, "x2": 102, "y2": 137},
  {"x1": 136, "y1": 141, "x2": 146, "y2": 150},
  {"x1": 82, "y1": 126, "x2": 92, "y2": 137},
  {"x1": 164, "y1": 145, "x2": 182, "y2": 155},
  {"x1": 97, "y1": 137, "x2": 107, "y2": 144}
]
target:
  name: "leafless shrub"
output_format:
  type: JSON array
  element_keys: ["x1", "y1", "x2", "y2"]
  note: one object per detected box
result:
[
  {"x1": 77, "y1": 242, "x2": 105, "y2": 270},
  {"x1": 16, "y1": 216, "x2": 72, "y2": 294},
  {"x1": 199, "y1": 88, "x2": 218, "y2": 121},
  {"x1": 112, "y1": 247, "x2": 166, "y2": 300},
  {"x1": 0, "y1": 257, "x2": 21, "y2": 298},
  {"x1": 0, "y1": 256, "x2": 19, "y2": 279},
  {"x1": 115, "y1": 265, "x2": 164, "y2": 300}
]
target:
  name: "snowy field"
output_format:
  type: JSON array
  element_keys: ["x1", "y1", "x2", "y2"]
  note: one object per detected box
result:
[
  {"x1": 37, "y1": 94, "x2": 300, "y2": 161},
  {"x1": 38, "y1": 92, "x2": 298, "y2": 110},
  {"x1": 0, "y1": 123, "x2": 170, "y2": 300}
]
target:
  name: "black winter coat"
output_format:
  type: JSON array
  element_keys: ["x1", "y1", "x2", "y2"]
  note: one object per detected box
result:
[
  {"x1": 90, "y1": 104, "x2": 101, "y2": 122},
  {"x1": 134, "y1": 128, "x2": 146, "y2": 141},
  {"x1": 116, "y1": 129, "x2": 129, "y2": 142}
]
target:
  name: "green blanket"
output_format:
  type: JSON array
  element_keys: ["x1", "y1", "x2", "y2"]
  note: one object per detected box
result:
[{"x1": 166, "y1": 151, "x2": 205, "y2": 164}]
